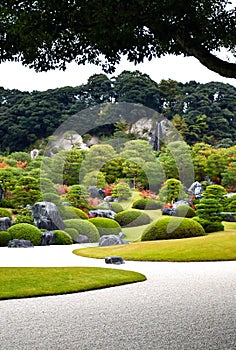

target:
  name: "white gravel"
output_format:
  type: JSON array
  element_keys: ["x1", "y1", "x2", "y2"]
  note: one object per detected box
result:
[{"x1": 0, "y1": 245, "x2": 236, "y2": 350}]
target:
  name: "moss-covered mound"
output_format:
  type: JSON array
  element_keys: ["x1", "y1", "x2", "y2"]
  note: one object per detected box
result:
[
  {"x1": 88, "y1": 218, "x2": 121, "y2": 237},
  {"x1": 132, "y1": 198, "x2": 162, "y2": 210},
  {"x1": 53, "y1": 230, "x2": 73, "y2": 245},
  {"x1": 59, "y1": 206, "x2": 88, "y2": 220},
  {"x1": 7, "y1": 223, "x2": 42, "y2": 245},
  {"x1": 115, "y1": 210, "x2": 151, "y2": 227},
  {"x1": 64, "y1": 219, "x2": 100, "y2": 242},
  {"x1": 141, "y1": 216, "x2": 205, "y2": 241},
  {"x1": 0, "y1": 231, "x2": 12, "y2": 246},
  {"x1": 109, "y1": 202, "x2": 124, "y2": 213},
  {"x1": 174, "y1": 205, "x2": 195, "y2": 218}
]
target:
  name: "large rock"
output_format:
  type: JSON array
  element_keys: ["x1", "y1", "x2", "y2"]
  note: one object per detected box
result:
[
  {"x1": 0, "y1": 217, "x2": 12, "y2": 231},
  {"x1": 8, "y1": 239, "x2": 34, "y2": 248},
  {"x1": 88, "y1": 209, "x2": 116, "y2": 219},
  {"x1": 99, "y1": 233, "x2": 129, "y2": 247},
  {"x1": 41, "y1": 231, "x2": 56, "y2": 245},
  {"x1": 32, "y1": 201, "x2": 65, "y2": 231},
  {"x1": 77, "y1": 234, "x2": 90, "y2": 244}
]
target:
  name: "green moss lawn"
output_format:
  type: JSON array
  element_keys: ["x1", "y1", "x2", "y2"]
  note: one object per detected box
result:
[
  {"x1": 0, "y1": 267, "x2": 146, "y2": 300},
  {"x1": 74, "y1": 221, "x2": 236, "y2": 262}
]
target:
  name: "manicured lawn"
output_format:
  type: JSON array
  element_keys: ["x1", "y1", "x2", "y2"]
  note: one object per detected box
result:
[
  {"x1": 74, "y1": 230, "x2": 236, "y2": 262},
  {"x1": 0, "y1": 267, "x2": 146, "y2": 300}
]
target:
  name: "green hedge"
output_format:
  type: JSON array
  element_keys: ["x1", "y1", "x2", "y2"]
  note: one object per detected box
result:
[
  {"x1": 174, "y1": 205, "x2": 195, "y2": 218},
  {"x1": 141, "y1": 217, "x2": 205, "y2": 241},
  {"x1": 0, "y1": 231, "x2": 12, "y2": 246},
  {"x1": 64, "y1": 219, "x2": 100, "y2": 242},
  {"x1": 132, "y1": 198, "x2": 162, "y2": 210},
  {"x1": 53, "y1": 230, "x2": 73, "y2": 245},
  {"x1": 88, "y1": 218, "x2": 121, "y2": 237},
  {"x1": 115, "y1": 210, "x2": 151, "y2": 227},
  {"x1": 0, "y1": 208, "x2": 12, "y2": 219},
  {"x1": 7, "y1": 223, "x2": 42, "y2": 245}
]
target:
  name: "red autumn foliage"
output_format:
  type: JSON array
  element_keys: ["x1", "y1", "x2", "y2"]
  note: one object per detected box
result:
[
  {"x1": 139, "y1": 190, "x2": 157, "y2": 199},
  {"x1": 0, "y1": 162, "x2": 9, "y2": 168},
  {"x1": 103, "y1": 184, "x2": 115, "y2": 196}
]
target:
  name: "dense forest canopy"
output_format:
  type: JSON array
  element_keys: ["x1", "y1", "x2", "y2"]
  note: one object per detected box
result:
[
  {"x1": 0, "y1": 1, "x2": 236, "y2": 77},
  {"x1": 0, "y1": 71, "x2": 236, "y2": 152}
]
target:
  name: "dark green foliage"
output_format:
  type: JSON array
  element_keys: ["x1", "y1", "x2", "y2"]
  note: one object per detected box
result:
[
  {"x1": 59, "y1": 206, "x2": 88, "y2": 220},
  {"x1": 53, "y1": 230, "x2": 73, "y2": 245},
  {"x1": 7, "y1": 223, "x2": 42, "y2": 245},
  {"x1": 132, "y1": 198, "x2": 162, "y2": 210},
  {"x1": 0, "y1": 231, "x2": 12, "y2": 246},
  {"x1": 174, "y1": 205, "x2": 196, "y2": 218},
  {"x1": 0, "y1": 79, "x2": 236, "y2": 153},
  {"x1": 193, "y1": 216, "x2": 224, "y2": 233},
  {"x1": 0, "y1": 208, "x2": 12, "y2": 219},
  {"x1": 141, "y1": 217, "x2": 205, "y2": 241},
  {"x1": 115, "y1": 210, "x2": 151, "y2": 227},
  {"x1": 1, "y1": 1, "x2": 235, "y2": 79},
  {"x1": 88, "y1": 218, "x2": 121, "y2": 237},
  {"x1": 204, "y1": 221, "x2": 224, "y2": 233},
  {"x1": 64, "y1": 219, "x2": 100, "y2": 242}
]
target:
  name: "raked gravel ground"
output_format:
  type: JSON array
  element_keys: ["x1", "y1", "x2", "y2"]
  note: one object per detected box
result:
[{"x1": 0, "y1": 244, "x2": 236, "y2": 350}]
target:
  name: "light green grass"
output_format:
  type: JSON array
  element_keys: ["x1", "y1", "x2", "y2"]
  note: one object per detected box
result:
[
  {"x1": 74, "y1": 230, "x2": 236, "y2": 262},
  {"x1": 0, "y1": 267, "x2": 146, "y2": 300}
]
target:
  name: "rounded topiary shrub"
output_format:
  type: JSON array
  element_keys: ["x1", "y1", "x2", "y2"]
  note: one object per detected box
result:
[
  {"x1": 132, "y1": 198, "x2": 162, "y2": 210},
  {"x1": 59, "y1": 206, "x2": 88, "y2": 220},
  {"x1": 64, "y1": 227, "x2": 79, "y2": 241},
  {"x1": 174, "y1": 205, "x2": 196, "y2": 218},
  {"x1": 109, "y1": 202, "x2": 124, "y2": 213},
  {"x1": 141, "y1": 216, "x2": 205, "y2": 241},
  {"x1": 0, "y1": 208, "x2": 12, "y2": 219},
  {"x1": 7, "y1": 223, "x2": 42, "y2": 245},
  {"x1": 53, "y1": 230, "x2": 73, "y2": 245},
  {"x1": 0, "y1": 231, "x2": 12, "y2": 246},
  {"x1": 64, "y1": 219, "x2": 100, "y2": 242},
  {"x1": 88, "y1": 218, "x2": 121, "y2": 237},
  {"x1": 115, "y1": 210, "x2": 151, "y2": 227}
]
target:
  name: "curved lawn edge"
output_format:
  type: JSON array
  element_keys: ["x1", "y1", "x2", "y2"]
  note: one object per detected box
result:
[
  {"x1": 73, "y1": 231, "x2": 236, "y2": 262},
  {"x1": 0, "y1": 267, "x2": 146, "y2": 300}
]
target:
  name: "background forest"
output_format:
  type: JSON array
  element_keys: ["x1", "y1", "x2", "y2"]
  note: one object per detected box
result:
[{"x1": 0, "y1": 70, "x2": 236, "y2": 153}]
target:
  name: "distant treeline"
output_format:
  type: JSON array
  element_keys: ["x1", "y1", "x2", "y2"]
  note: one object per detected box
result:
[{"x1": 0, "y1": 70, "x2": 236, "y2": 152}]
